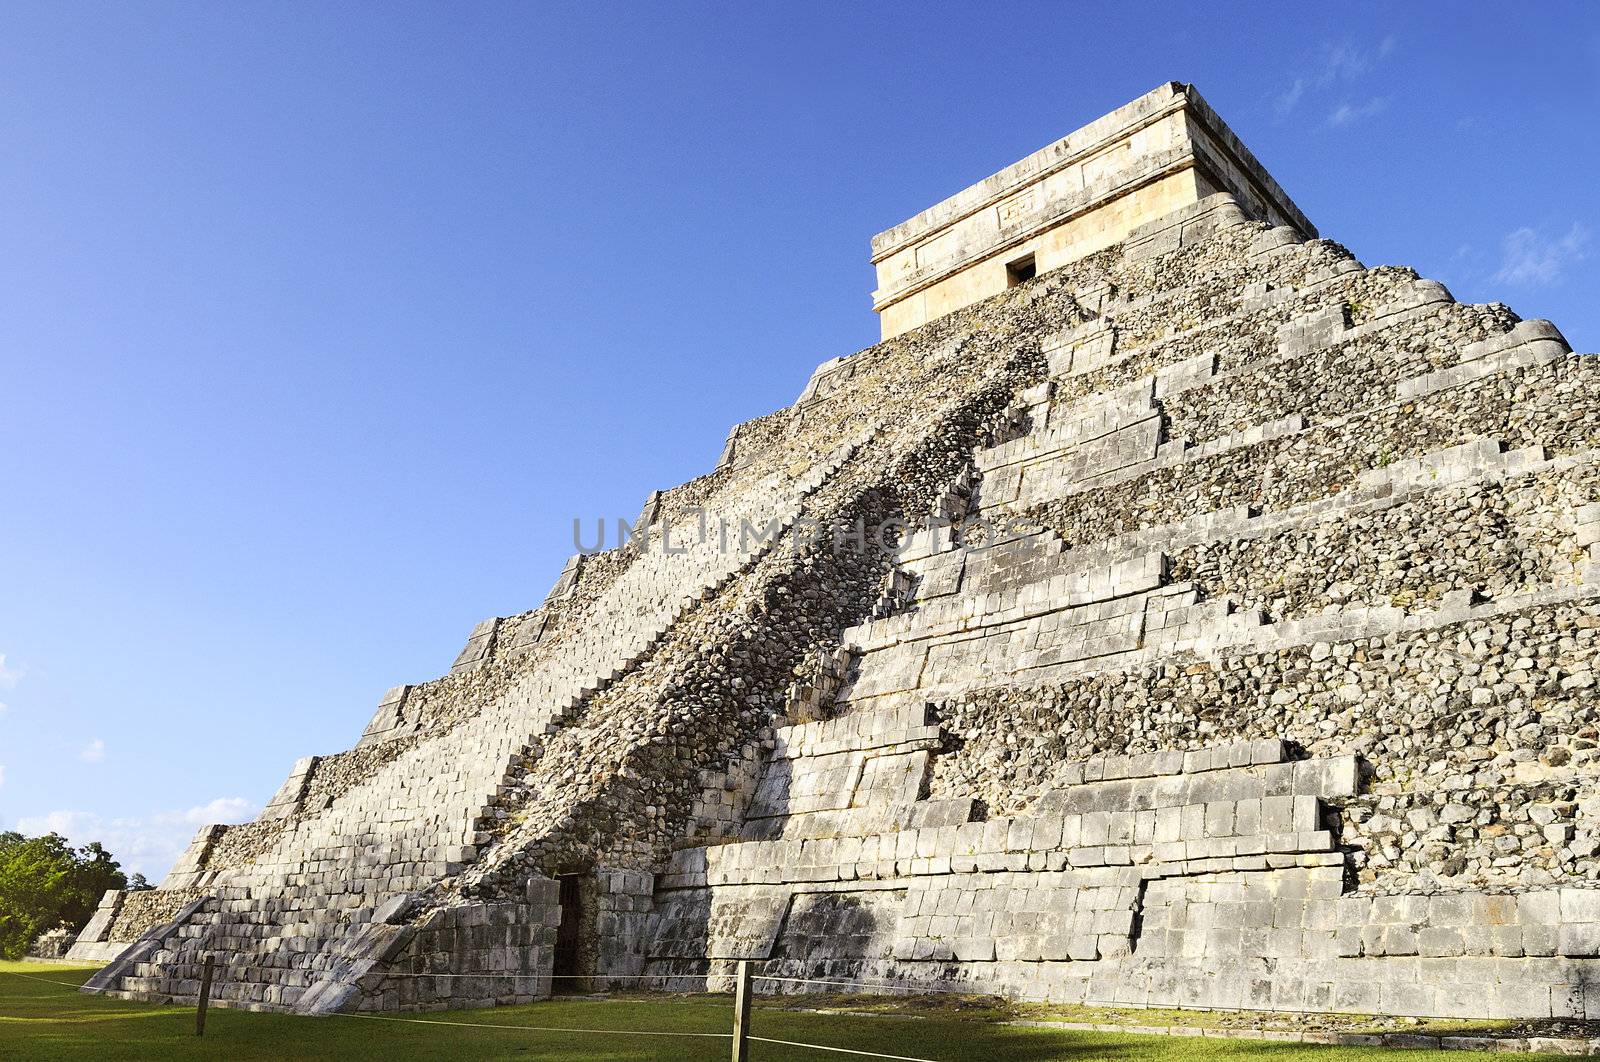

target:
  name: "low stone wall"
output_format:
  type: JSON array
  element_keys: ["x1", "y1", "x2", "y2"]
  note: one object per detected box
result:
[
  {"x1": 27, "y1": 926, "x2": 76, "y2": 959},
  {"x1": 346, "y1": 897, "x2": 560, "y2": 1013}
]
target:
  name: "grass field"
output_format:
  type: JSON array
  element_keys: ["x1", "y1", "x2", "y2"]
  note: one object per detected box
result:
[{"x1": 0, "y1": 961, "x2": 1480, "y2": 1061}]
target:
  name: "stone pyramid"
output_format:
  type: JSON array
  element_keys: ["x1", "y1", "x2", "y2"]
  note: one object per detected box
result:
[{"x1": 74, "y1": 83, "x2": 1600, "y2": 1021}]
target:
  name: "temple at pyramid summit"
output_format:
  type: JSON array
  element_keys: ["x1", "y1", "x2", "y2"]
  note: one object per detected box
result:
[
  {"x1": 73, "y1": 82, "x2": 1600, "y2": 1020},
  {"x1": 869, "y1": 82, "x2": 1314, "y2": 337}
]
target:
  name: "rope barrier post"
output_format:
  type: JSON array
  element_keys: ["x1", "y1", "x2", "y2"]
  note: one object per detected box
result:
[
  {"x1": 195, "y1": 954, "x2": 215, "y2": 1037},
  {"x1": 731, "y1": 960, "x2": 752, "y2": 1062}
]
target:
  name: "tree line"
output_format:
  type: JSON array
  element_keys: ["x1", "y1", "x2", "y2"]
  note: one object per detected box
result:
[{"x1": 0, "y1": 831, "x2": 150, "y2": 959}]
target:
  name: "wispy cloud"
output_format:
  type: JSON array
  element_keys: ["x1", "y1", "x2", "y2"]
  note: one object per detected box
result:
[
  {"x1": 1275, "y1": 79, "x2": 1307, "y2": 118},
  {"x1": 0, "y1": 765, "x2": 6, "y2": 790},
  {"x1": 16, "y1": 797, "x2": 258, "y2": 880},
  {"x1": 79, "y1": 737, "x2": 107, "y2": 763},
  {"x1": 1328, "y1": 97, "x2": 1390, "y2": 128},
  {"x1": 1494, "y1": 223, "x2": 1592, "y2": 287},
  {"x1": 1277, "y1": 35, "x2": 1398, "y2": 120},
  {"x1": 1324, "y1": 35, "x2": 1396, "y2": 81}
]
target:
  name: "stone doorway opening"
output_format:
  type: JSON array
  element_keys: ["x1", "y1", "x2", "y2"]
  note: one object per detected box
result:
[
  {"x1": 552, "y1": 872, "x2": 586, "y2": 989},
  {"x1": 1005, "y1": 252, "x2": 1036, "y2": 287},
  {"x1": 551, "y1": 870, "x2": 601, "y2": 991}
]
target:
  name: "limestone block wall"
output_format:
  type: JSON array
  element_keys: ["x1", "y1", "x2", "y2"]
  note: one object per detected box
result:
[
  {"x1": 592, "y1": 868, "x2": 656, "y2": 987},
  {"x1": 647, "y1": 740, "x2": 1361, "y2": 993},
  {"x1": 738, "y1": 701, "x2": 940, "y2": 841},
  {"x1": 650, "y1": 733, "x2": 1600, "y2": 1018},
  {"x1": 343, "y1": 895, "x2": 560, "y2": 1014},
  {"x1": 87, "y1": 890, "x2": 560, "y2": 1014}
]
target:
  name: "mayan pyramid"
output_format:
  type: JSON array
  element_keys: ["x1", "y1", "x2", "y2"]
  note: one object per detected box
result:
[{"x1": 73, "y1": 83, "x2": 1600, "y2": 1020}]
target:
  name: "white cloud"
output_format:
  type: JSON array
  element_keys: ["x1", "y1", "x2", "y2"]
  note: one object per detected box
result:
[
  {"x1": 16, "y1": 796, "x2": 258, "y2": 881},
  {"x1": 1277, "y1": 36, "x2": 1398, "y2": 118},
  {"x1": 1275, "y1": 78, "x2": 1307, "y2": 117},
  {"x1": 1322, "y1": 40, "x2": 1376, "y2": 81},
  {"x1": 1494, "y1": 223, "x2": 1592, "y2": 287},
  {"x1": 79, "y1": 738, "x2": 107, "y2": 763},
  {"x1": 0, "y1": 701, "x2": 8, "y2": 717},
  {"x1": 0, "y1": 654, "x2": 22, "y2": 689},
  {"x1": 0, "y1": 765, "x2": 6, "y2": 789},
  {"x1": 1328, "y1": 97, "x2": 1390, "y2": 128}
]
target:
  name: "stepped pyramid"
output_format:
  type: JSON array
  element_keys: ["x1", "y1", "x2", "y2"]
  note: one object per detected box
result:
[{"x1": 74, "y1": 83, "x2": 1600, "y2": 1020}]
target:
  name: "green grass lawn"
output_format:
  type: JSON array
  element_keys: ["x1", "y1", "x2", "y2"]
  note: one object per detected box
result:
[{"x1": 0, "y1": 961, "x2": 1478, "y2": 1061}]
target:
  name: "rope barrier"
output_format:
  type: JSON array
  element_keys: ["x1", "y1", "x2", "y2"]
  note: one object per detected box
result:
[
  {"x1": 752, "y1": 974, "x2": 959, "y2": 993},
  {"x1": 334, "y1": 1008, "x2": 945, "y2": 1061},
  {"x1": 386, "y1": 971, "x2": 686, "y2": 980},
  {"x1": 333, "y1": 1010, "x2": 733, "y2": 1040},
  {"x1": 749, "y1": 1036, "x2": 942, "y2": 1061},
  {"x1": 0, "y1": 969, "x2": 93, "y2": 990}
]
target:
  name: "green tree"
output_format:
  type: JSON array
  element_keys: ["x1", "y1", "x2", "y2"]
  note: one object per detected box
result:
[{"x1": 0, "y1": 831, "x2": 129, "y2": 959}]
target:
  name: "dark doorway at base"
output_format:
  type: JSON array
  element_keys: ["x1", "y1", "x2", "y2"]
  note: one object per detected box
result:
[{"x1": 552, "y1": 872, "x2": 584, "y2": 989}]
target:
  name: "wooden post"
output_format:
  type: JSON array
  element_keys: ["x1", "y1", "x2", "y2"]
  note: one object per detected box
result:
[
  {"x1": 195, "y1": 955, "x2": 215, "y2": 1037},
  {"x1": 730, "y1": 960, "x2": 751, "y2": 1062}
]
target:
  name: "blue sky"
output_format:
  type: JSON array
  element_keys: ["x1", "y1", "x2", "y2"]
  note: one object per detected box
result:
[{"x1": 1, "y1": 3, "x2": 1596, "y2": 880}]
